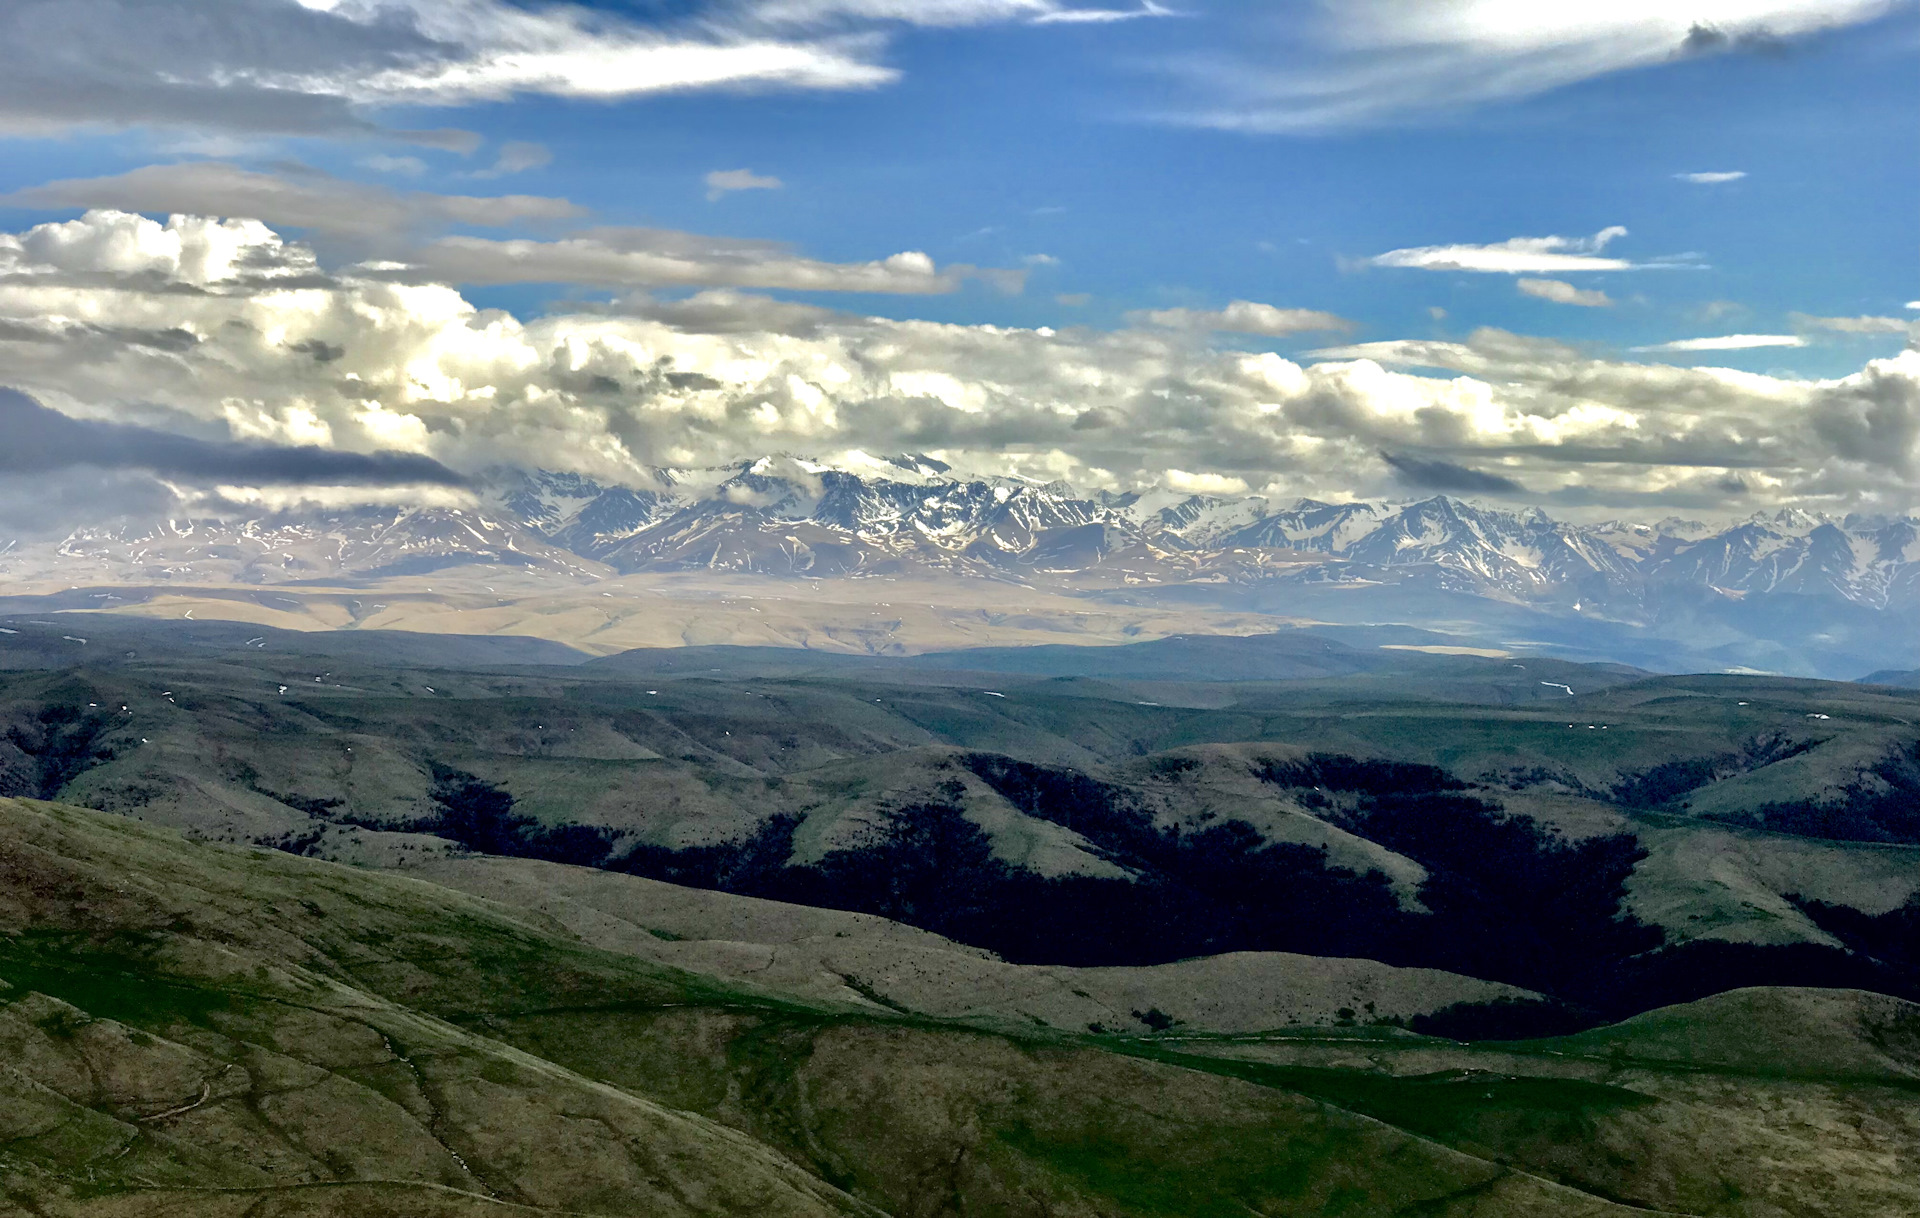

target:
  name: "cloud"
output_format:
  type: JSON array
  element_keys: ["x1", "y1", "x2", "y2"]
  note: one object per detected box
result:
[
  {"x1": 1135, "y1": 300, "x2": 1354, "y2": 336},
  {"x1": 1380, "y1": 452, "x2": 1525, "y2": 495},
  {"x1": 706, "y1": 168, "x2": 785, "y2": 201},
  {"x1": 472, "y1": 141, "x2": 554, "y2": 179},
  {"x1": 394, "y1": 229, "x2": 1011, "y2": 294},
  {"x1": 1370, "y1": 227, "x2": 1644, "y2": 274},
  {"x1": 1517, "y1": 278, "x2": 1614, "y2": 308},
  {"x1": 1031, "y1": 2, "x2": 1179, "y2": 23},
  {"x1": 363, "y1": 154, "x2": 428, "y2": 176},
  {"x1": 1675, "y1": 171, "x2": 1748, "y2": 184},
  {"x1": 1634, "y1": 334, "x2": 1808, "y2": 352},
  {"x1": 1791, "y1": 313, "x2": 1916, "y2": 335},
  {"x1": 5, "y1": 212, "x2": 1920, "y2": 516},
  {"x1": 8, "y1": 163, "x2": 584, "y2": 243},
  {"x1": 0, "y1": 386, "x2": 464, "y2": 486},
  {"x1": 745, "y1": 0, "x2": 1178, "y2": 25},
  {"x1": 8, "y1": 167, "x2": 994, "y2": 295},
  {"x1": 1155, "y1": 2, "x2": 1904, "y2": 132},
  {"x1": 0, "y1": 0, "x2": 912, "y2": 142}
]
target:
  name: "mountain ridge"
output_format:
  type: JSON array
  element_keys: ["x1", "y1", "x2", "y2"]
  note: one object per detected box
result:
[{"x1": 16, "y1": 457, "x2": 1920, "y2": 614}]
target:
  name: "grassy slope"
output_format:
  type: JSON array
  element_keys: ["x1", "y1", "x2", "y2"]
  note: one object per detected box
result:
[{"x1": 16, "y1": 798, "x2": 1916, "y2": 1216}]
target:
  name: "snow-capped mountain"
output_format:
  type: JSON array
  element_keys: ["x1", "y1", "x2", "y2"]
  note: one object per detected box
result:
[{"x1": 18, "y1": 456, "x2": 1920, "y2": 624}]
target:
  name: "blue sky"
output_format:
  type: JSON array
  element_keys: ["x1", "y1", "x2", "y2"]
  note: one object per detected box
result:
[
  {"x1": 0, "y1": 1, "x2": 1916, "y2": 513},
  {"x1": 3, "y1": 0, "x2": 1914, "y2": 368}
]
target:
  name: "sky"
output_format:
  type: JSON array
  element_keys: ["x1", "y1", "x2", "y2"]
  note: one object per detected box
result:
[{"x1": 0, "y1": 0, "x2": 1917, "y2": 523}]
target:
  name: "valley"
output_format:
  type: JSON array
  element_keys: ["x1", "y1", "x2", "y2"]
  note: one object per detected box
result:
[{"x1": 4, "y1": 616, "x2": 1919, "y2": 1214}]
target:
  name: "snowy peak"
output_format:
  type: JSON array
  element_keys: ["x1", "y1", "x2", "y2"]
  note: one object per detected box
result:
[{"x1": 32, "y1": 458, "x2": 1920, "y2": 615}]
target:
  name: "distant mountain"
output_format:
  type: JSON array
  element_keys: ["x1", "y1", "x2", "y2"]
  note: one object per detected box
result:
[{"x1": 12, "y1": 455, "x2": 1920, "y2": 676}]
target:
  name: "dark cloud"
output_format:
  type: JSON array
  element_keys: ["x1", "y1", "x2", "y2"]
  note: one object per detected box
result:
[
  {"x1": 1381, "y1": 451, "x2": 1525, "y2": 495},
  {"x1": 8, "y1": 163, "x2": 583, "y2": 245},
  {"x1": 1680, "y1": 23, "x2": 1792, "y2": 58},
  {"x1": 0, "y1": 0, "x2": 468, "y2": 141},
  {"x1": 0, "y1": 388, "x2": 466, "y2": 487}
]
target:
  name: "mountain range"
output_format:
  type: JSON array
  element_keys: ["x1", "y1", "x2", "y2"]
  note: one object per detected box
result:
[{"x1": 11, "y1": 455, "x2": 1920, "y2": 677}]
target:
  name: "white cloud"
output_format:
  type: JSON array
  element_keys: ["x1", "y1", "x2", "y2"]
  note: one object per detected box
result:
[
  {"x1": 744, "y1": 0, "x2": 1176, "y2": 25},
  {"x1": 706, "y1": 168, "x2": 785, "y2": 201},
  {"x1": 1675, "y1": 171, "x2": 1748, "y2": 184},
  {"x1": 1032, "y1": 2, "x2": 1179, "y2": 24},
  {"x1": 1371, "y1": 226, "x2": 1643, "y2": 274},
  {"x1": 471, "y1": 141, "x2": 553, "y2": 179},
  {"x1": 0, "y1": 0, "x2": 914, "y2": 141},
  {"x1": 6, "y1": 212, "x2": 1920, "y2": 516},
  {"x1": 6, "y1": 168, "x2": 996, "y2": 295},
  {"x1": 1517, "y1": 278, "x2": 1614, "y2": 308},
  {"x1": 1791, "y1": 313, "x2": 1916, "y2": 335},
  {"x1": 1634, "y1": 334, "x2": 1808, "y2": 352},
  {"x1": 393, "y1": 231, "x2": 1007, "y2": 294},
  {"x1": 1136, "y1": 300, "x2": 1354, "y2": 336},
  {"x1": 1158, "y1": 1, "x2": 1905, "y2": 132}
]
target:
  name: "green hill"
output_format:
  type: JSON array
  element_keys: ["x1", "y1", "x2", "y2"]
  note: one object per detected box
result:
[{"x1": 5, "y1": 797, "x2": 1920, "y2": 1216}]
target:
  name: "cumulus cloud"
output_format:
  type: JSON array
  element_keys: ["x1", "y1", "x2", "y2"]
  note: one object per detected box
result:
[
  {"x1": 1517, "y1": 279, "x2": 1614, "y2": 308},
  {"x1": 1634, "y1": 334, "x2": 1808, "y2": 352},
  {"x1": 1157, "y1": 1, "x2": 1903, "y2": 132},
  {"x1": 1134, "y1": 300, "x2": 1354, "y2": 336},
  {"x1": 706, "y1": 168, "x2": 785, "y2": 201},
  {"x1": 1675, "y1": 171, "x2": 1748, "y2": 184},
  {"x1": 7, "y1": 166, "x2": 1006, "y2": 295},
  {"x1": 5, "y1": 211, "x2": 1920, "y2": 515},
  {"x1": 1371, "y1": 227, "x2": 1646, "y2": 274}
]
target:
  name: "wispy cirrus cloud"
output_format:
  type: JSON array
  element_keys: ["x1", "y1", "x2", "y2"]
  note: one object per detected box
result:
[
  {"x1": 0, "y1": 0, "x2": 1184, "y2": 143},
  {"x1": 1370, "y1": 226, "x2": 1647, "y2": 274},
  {"x1": 1517, "y1": 278, "x2": 1614, "y2": 307},
  {"x1": 706, "y1": 168, "x2": 785, "y2": 201},
  {"x1": 394, "y1": 230, "x2": 1011, "y2": 294},
  {"x1": 1676, "y1": 170, "x2": 1748, "y2": 184},
  {"x1": 1634, "y1": 334, "x2": 1807, "y2": 352},
  {"x1": 1134, "y1": 300, "x2": 1354, "y2": 336},
  {"x1": 1031, "y1": 2, "x2": 1178, "y2": 25},
  {"x1": 7, "y1": 162, "x2": 583, "y2": 243},
  {"x1": 1155, "y1": 1, "x2": 1908, "y2": 132},
  {"x1": 1791, "y1": 313, "x2": 1916, "y2": 335}
]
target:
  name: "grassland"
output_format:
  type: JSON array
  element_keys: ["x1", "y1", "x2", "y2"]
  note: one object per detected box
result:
[{"x1": 4, "y1": 797, "x2": 1919, "y2": 1217}]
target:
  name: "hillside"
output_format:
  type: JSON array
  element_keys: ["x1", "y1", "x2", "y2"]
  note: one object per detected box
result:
[
  {"x1": 4, "y1": 796, "x2": 1920, "y2": 1217},
  {"x1": 3, "y1": 621, "x2": 1919, "y2": 1030}
]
